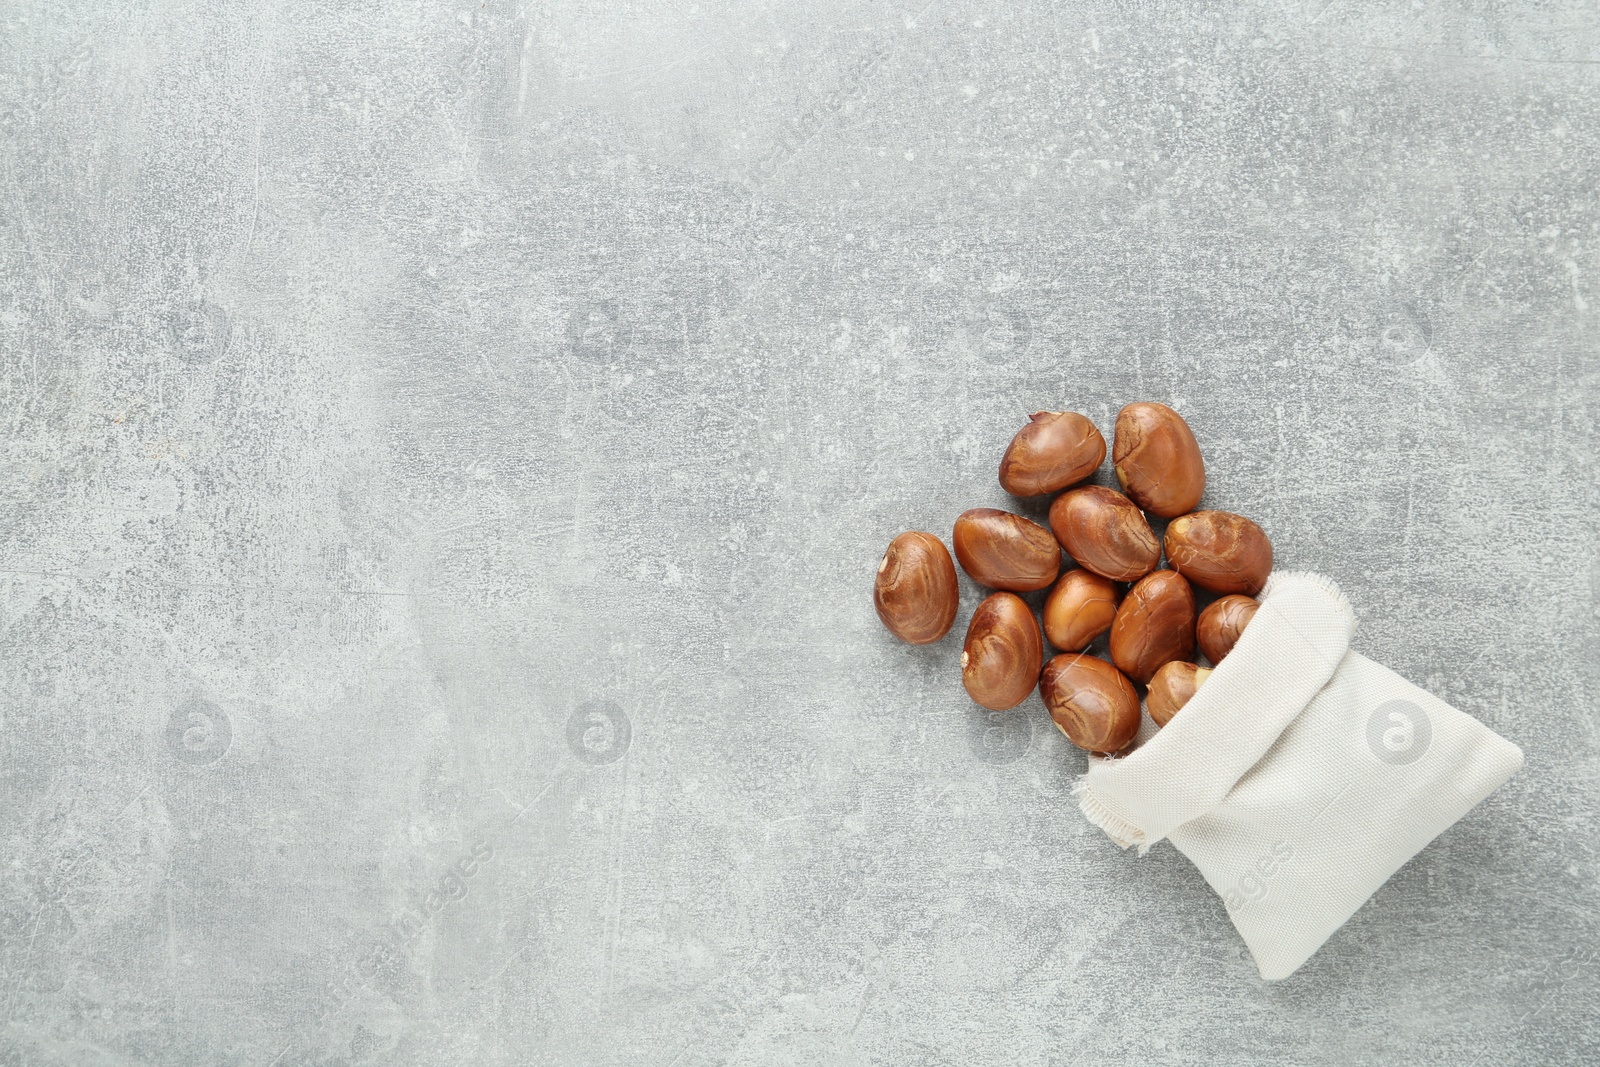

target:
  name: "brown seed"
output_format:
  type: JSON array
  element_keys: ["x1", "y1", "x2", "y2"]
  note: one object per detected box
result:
[
  {"x1": 1112, "y1": 402, "x2": 1206, "y2": 518},
  {"x1": 1042, "y1": 569, "x2": 1121, "y2": 653},
  {"x1": 1148, "y1": 661, "x2": 1212, "y2": 727},
  {"x1": 873, "y1": 532, "x2": 960, "y2": 644},
  {"x1": 1164, "y1": 511, "x2": 1273, "y2": 595},
  {"x1": 952, "y1": 508, "x2": 1061, "y2": 592},
  {"x1": 1039, "y1": 653, "x2": 1141, "y2": 754},
  {"x1": 962, "y1": 592, "x2": 1045, "y2": 711},
  {"x1": 1048, "y1": 485, "x2": 1161, "y2": 583},
  {"x1": 1109, "y1": 569, "x2": 1196, "y2": 684},
  {"x1": 998, "y1": 411, "x2": 1107, "y2": 497},
  {"x1": 1196, "y1": 594, "x2": 1259, "y2": 664}
]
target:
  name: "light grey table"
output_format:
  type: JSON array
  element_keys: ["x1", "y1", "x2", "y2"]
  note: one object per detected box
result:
[{"x1": 2, "y1": 1, "x2": 1596, "y2": 1064}]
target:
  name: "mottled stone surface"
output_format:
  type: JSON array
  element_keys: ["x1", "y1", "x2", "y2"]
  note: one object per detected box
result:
[{"x1": 2, "y1": 1, "x2": 1597, "y2": 1063}]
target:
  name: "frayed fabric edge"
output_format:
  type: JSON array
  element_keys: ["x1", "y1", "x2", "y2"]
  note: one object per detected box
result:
[
  {"x1": 1260, "y1": 570, "x2": 1357, "y2": 633},
  {"x1": 1073, "y1": 778, "x2": 1150, "y2": 854}
]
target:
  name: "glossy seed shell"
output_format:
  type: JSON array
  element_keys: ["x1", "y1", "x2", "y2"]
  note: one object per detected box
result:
[
  {"x1": 999, "y1": 411, "x2": 1107, "y2": 497},
  {"x1": 1047, "y1": 486, "x2": 1161, "y2": 583},
  {"x1": 1163, "y1": 511, "x2": 1273, "y2": 595},
  {"x1": 1196, "y1": 594, "x2": 1259, "y2": 664},
  {"x1": 1039, "y1": 653, "x2": 1141, "y2": 754},
  {"x1": 1112, "y1": 402, "x2": 1206, "y2": 518},
  {"x1": 962, "y1": 592, "x2": 1045, "y2": 711},
  {"x1": 1042, "y1": 569, "x2": 1121, "y2": 653},
  {"x1": 953, "y1": 508, "x2": 1061, "y2": 592},
  {"x1": 873, "y1": 531, "x2": 960, "y2": 644},
  {"x1": 1109, "y1": 569, "x2": 1197, "y2": 684}
]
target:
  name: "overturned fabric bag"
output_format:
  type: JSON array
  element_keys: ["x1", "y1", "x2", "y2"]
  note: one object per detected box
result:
[{"x1": 1074, "y1": 571, "x2": 1523, "y2": 980}]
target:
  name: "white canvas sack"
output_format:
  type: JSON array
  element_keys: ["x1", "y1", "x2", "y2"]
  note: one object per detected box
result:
[{"x1": 1074, "y1": 571, "x2": 1524, "y2": 980}]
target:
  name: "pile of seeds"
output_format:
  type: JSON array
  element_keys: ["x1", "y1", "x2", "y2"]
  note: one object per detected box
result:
[{"x1": 873, "y1": 404, "x2": 1271, "y2": 754}]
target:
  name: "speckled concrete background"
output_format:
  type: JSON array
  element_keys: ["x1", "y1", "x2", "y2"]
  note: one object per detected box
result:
[{"x1": 2, "y1": 0, "x2": 1597, "y2": 1064}]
